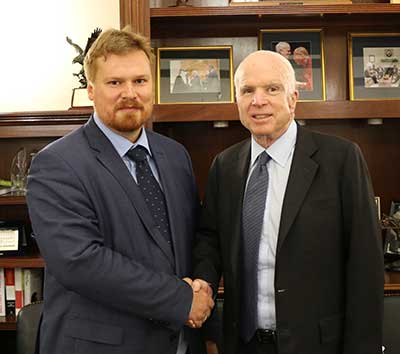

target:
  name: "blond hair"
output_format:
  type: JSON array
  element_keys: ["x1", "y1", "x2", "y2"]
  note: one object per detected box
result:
[{"x1": 84, "y1": 27, "x2": 153, "y2": 83}]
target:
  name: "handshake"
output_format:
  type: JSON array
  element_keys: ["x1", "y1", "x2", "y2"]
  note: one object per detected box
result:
[{"x1": 183, "y1": 277, "x2": 215, "y2": 329}]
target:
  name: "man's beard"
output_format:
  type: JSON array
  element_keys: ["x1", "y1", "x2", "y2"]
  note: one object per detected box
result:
[{"x1": 112, "y1": 99, "x2": 150, "y2": 132}]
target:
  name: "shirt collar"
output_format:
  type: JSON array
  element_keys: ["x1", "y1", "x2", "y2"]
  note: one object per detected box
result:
[
  {"x1": 93, "y1": 112, "x2": 151, "y2": 158},
  {"x1": 250, "y1": 120, "x2": 297, "y2": 168}
]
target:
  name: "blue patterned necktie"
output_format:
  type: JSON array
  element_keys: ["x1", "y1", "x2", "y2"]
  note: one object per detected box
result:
[
  {"x1": 127, "y1": 146, "x2": 172, "y2": 246},
  {"x1": 240, "y1": 151, "x2": 271, "y2": 342}
]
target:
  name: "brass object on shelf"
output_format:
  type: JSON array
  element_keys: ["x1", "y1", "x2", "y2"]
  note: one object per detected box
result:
[{"x1": 170, "y1": 0, "x2": 192, "y2": 6}]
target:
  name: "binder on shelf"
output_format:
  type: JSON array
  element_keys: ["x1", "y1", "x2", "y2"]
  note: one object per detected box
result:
[
  {"x1": 23, "y1": 268, "x2": 44, "y2": 305},
  {"x1": 0, "y1": 268, "x2": 5, "y2": 316},
  {"x1": 4, "y1": 268, "x2": 16, "y2": 317},
  {"x1": 15, "y1": 267, "x2": 24, "y2": 315}
]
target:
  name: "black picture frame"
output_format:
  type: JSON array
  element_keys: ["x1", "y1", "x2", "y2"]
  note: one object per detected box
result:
[
  {"x1": 0, "y1": 221, "x2": 25, "y2": 257},
  {"x1": 348, "y1": 33, "x2": 400, "y2": 101},
  {"x1": 259, "y1": 28, "x2": 326, "y2": 101},
  {"x1": 156, "y1": 46, "x2": 234, "y2": 104}
]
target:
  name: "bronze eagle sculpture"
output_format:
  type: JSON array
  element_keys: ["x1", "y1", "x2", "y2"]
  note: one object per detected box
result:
[{"x1": 66, "y1": 27, "x2": 102, "y2": 88}]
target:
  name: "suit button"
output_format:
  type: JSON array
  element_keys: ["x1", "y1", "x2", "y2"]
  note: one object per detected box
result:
[
  {"x1": 232, "y1": 321, "x2": 238, "y2": 329},
  {"x1": 170, "y1": 333, "x2": 178, "y2": 342}
]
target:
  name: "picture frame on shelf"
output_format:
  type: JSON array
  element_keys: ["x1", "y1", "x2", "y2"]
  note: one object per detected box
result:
[
  {"x1": 348, "y1": 33, "x2": 400, "y2": 101},
  {"x1": 383, "y1": 200, "x2": 400, "y2": 264},
  {"x1": 229, "y1": 0, "x2": 351, "y2": 5},
  {"x1": 0, "y1": 221, "x2": 25, "y2": 257},
  {"x1": 375, "y1": 196, "x2": 381, "y2": 221},
  {"x1": 156, "y1": 46, "x2": 234, "y2": 104},
  {"x1": 389, "y1": 200, "x2": 400, "y2": 218},
  {"x1": 259, "y1": 29, "x2": 326, "y2": 101}
]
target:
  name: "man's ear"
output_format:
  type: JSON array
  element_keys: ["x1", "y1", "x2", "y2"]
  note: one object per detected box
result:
[
  {"x1": 288, "y1": 90, "x2": 299, "y2": 114},
  {"x1": 87, "y1": 81, "x2": 94, "y2": 101}
]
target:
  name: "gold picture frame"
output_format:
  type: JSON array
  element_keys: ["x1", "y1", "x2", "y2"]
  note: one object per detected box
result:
[
  {"x1": 229, "y1": 0, "x2": 351, "y2": 5},
  {"x1": 156, "y1": 46, "x2": 234, "y2": 104},
  {"x1": 348, "y1": 32, "x2": 400, "y2": 101},
  {"x1": 375, "y1": 196, "x2": 381, "y2": 221},
  {"x1": 259, "y1": 28, "x2": 326, "y2": 102}
]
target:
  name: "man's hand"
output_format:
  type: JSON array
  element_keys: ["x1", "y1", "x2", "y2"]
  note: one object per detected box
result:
[
  {"x1": 206, "y1": 340, "x2": 219, "y2": 354},
  {"x1": 183, "y1": 277, "x2": 214, "y2": 328}
]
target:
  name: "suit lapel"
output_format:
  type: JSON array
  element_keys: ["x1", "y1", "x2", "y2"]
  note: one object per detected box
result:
[
  {"x1": 276, "y1": 127, "x2": 319, "y2": 255},
  {"x1": 146, "y1": 132, "x2": 181, "y2": 272},
  {"x1": 228, "y1": 140, "x2": 251, "y2": 283},
  {"x1": 83, "y1": 118, "x2": 175, "y2": 267}
]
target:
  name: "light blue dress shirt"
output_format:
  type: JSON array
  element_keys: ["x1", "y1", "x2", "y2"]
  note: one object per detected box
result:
[{"x1": 246, "y1": 120, "x2": 297, "y2": 330}]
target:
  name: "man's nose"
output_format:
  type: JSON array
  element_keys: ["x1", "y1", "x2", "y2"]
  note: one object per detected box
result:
[
  {"x1": 121, "y1": 83, "x2": 137, "y2": 99},
  {"x1": 251, "y1": 90, "x2": 268, "y2": 106}
]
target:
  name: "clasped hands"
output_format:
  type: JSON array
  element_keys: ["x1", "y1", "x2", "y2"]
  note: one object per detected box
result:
[{"x1": 183, "y1": 277, "x2": 214, "y2": 329}]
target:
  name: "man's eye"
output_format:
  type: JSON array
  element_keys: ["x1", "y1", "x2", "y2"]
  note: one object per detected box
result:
[
  {"x1": 136, "y1": 78, "x2": 146, "y2": 84},
  {"x1": 108, "y1": 80, "x2": 120, "y2": 86},
  {"x1": 267, "y1": 86, "x2": 281, "y2": 95},
  {"x1": 241, "y1": 88, "x2": 252, "y2": 95}
]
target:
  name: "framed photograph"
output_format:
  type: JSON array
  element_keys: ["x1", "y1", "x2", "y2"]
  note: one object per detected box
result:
[
  {"x1": 156, "y1": 46, "x2": 234, "y2": 104},
  {"x1": 230, "y1": 0, "x2": 351, "y2": 4},
  {"x1": 259, "y1": 29, "x2": 326, "y2": 101},
  {"x1": 389, "y1": 201, "x2": 400, "y2": 218},
  {"x1": 0, "y1": 221, "x2": 25, "y2": 257},
  {"x1": 375, "y1": 196, "x2": 381, "y2": 221},
  {"x1": 348, "y1": 33, "x2": 400, "y2": 101}
]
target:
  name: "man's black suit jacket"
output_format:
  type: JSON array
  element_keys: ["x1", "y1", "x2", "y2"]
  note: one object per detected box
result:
[{"x1": 193, "y1": 125, "x2": 383, "y2": 354}]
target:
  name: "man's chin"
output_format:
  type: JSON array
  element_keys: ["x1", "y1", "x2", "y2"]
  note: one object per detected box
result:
[{"x1": 114, "y1": 112, "x2": 150, "y2": 132}]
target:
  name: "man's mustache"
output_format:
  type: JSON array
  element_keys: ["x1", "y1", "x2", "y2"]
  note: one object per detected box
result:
[{"x1": 115, "y1": 100, "x2": 143, "y2": 110}]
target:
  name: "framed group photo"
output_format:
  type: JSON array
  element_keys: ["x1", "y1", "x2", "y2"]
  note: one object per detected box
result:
[
  {"x1": 348, "y1": 33, "x2": 400, "y2": 101},
  {"x1": 259, "y1": 29, "x2": 326, "y2": 101},
  {"x1": 156, "y1": 46, "x2": 234, "y2": 104}
]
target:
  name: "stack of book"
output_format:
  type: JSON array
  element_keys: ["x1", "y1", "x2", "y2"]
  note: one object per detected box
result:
[{"x1": 0, "y1": 267, "x2": 44, "y2": 317}]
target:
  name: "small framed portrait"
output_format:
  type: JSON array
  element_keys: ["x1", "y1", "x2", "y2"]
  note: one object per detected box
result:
[
  {"x1": 259, "y1": 29, "x2": 326, "y2": 101},
  {"x1": 156, "y1": 46, "x2": 234, "y2": 104},
  {"x1": 375, "y1": 196, "x2": 381, "y2": 221},
  {"x1": 348, "y1": 33, "x2": 400, "y2": 101}
]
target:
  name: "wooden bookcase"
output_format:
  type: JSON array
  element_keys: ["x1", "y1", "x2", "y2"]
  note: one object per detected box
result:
[{"x1": 1, "y1": 0, "x2": 400, "y2": 337}]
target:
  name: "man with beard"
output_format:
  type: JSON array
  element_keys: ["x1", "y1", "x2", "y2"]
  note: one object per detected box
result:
[{"x1": 27, "y1": 28, "x2": 214, "y2": 354}]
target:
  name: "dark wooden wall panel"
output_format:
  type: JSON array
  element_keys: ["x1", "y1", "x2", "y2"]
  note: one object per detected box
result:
[{"x1": 154, "y1": 119, "x2": 400, "y2": 213}]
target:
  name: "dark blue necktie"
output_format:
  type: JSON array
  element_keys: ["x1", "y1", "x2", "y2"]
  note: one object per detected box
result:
[
  {"x1": 240, "y1": 151, "x2": 271, "y2": 342},
  {"x1": 127, "y1": 146, "x2": 172, "y2": 246}
]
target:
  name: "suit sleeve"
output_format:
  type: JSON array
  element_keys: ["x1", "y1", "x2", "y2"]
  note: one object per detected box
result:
[
  {"x1": 26, "y1": 148, "x2": 192, "y2": 331},
  {"x1": 341, "y1": 143, "x2": 383, "y2": 354},
  {"x1": 192, "y1": 156, "x2": 223, "y2": 296}
]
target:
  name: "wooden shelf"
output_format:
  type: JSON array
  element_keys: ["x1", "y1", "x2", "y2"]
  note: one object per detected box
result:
[
  {"x1": 0, "y1": 256, "x2": 45, "y2": 268},
  {"x1": 151, "y1": 4, "x2": 400, "y2": 17},
  {"x1": 153, "y1": 101, "x2": 400, "y2": 123},
  {"x1": 0, "y1": 317, "x2": 16, "y2": 331},
  {"x1": 1, "y1": 100, "x2": 400, "y2": 134},
  {"x1": 0, "y1": 195, "x2": 26, "y2": 206},
  {"x1": 0, "y1": 110, "x2": 91, "y2": 138}
]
